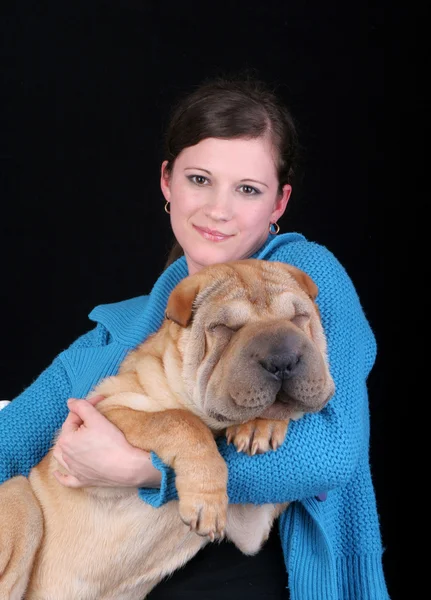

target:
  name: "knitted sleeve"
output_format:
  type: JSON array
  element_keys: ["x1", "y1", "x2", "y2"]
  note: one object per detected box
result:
[
  {"x1": 0, "y1": 324, "x2": 109, "y2": 483},
  {"x1": 140, "y1": 239, "x2": 377, "y2": 506},
  {"x1": 220, "y1": 240, "x2": 377, "y2": 503}
]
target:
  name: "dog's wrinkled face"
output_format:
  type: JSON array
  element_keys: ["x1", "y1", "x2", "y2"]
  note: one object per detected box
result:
[{"x1": 165, "y1": 259, "x2": 335, "y2": 428}]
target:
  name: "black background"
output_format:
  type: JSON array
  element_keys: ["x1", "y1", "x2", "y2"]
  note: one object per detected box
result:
[{"x1": 1, "y1": 1, "x2": 394, "y2": 597}]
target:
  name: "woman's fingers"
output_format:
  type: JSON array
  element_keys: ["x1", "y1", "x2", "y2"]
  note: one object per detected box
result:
[
  {"x1": 52, "y1": 470, "x2": 82, "y2": 488},
  {"x1": 52, "y1": 446, "x2": 69, "y2": 470},
  {"x1": 60, "y1": 395, "x2": 106, "y2": 434},
  {"x1": 61, "y1": 398, "x2": 104, "y2": 434}
]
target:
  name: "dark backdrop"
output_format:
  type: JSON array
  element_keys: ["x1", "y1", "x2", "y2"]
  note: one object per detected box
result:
[{"x1": 1, "y1": 1, "x2": 393, "y2": 597}]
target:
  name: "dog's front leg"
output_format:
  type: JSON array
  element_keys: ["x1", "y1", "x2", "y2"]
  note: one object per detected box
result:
[
  {"x1": 0, "y1": 476, "x2": 43, "y2": 600},
  {"x1": 98, "y1": 405, "x2": 228, "y2": 540}
]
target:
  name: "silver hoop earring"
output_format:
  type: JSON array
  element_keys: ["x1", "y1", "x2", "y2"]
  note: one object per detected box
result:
[
  {"x1": 269, "y1": 222, "x2": 280, "y2": 235},
  {"x1": 164, "y1": 201, "x2": 171, "y2": 215}
]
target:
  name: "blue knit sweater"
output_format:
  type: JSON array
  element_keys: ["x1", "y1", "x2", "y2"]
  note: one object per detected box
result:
[{"x1": 0, "y1": 233, "x2": 389, "y2": 600}]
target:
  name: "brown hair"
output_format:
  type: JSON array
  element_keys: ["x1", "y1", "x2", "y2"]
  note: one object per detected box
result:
[{"x1": 163, "y1": 73, "x2": 300, "y2": 268}]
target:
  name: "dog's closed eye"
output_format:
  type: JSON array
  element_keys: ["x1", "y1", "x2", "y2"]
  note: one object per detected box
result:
[{"x1": 207, "y1": 323, "x2": 240, "y2": 334}]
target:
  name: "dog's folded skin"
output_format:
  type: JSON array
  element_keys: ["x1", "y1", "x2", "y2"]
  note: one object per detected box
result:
[{"x1": 0, "y1": 259, "x2": 334, "y2": 600}]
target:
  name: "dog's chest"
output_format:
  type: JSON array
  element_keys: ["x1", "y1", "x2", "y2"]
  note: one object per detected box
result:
[{"x1": 28, "y1": 492, "x2": 206, "y2": 599}]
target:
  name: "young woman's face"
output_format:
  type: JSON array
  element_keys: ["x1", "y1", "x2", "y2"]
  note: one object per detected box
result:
[{"x1": 160, "y1": 137, "x2": 291, "y2": 275}]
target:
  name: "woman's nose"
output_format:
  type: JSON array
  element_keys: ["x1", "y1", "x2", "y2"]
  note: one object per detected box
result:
[{"x1": 204, "y1": 190, "x2": 233, "y2": 221}]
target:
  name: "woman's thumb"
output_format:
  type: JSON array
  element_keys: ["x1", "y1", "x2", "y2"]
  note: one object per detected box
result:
[
  {"x1": 86, "y1": 394, "x2": 106, "y2": 406},
  {"x1": 67, "y1": 398, "x2": 101, "y2": 424}
]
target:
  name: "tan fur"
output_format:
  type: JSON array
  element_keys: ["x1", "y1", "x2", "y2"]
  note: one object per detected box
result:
[{"x1": 0, "y1": 259, "x2": 335, "y2": 599}]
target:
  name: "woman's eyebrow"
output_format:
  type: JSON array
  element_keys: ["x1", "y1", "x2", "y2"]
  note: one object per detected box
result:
[
  {"x1": 184, "y1": 166, "x2": 212, "y2": 174},
  {"x1": 239, "y1": 178, "x2": 268, "y2": 188}
]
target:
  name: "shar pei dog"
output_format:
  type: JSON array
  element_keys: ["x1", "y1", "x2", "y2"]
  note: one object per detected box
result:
[{"x1": 0, "y1": 259, "x2": 335, "y2": 600}]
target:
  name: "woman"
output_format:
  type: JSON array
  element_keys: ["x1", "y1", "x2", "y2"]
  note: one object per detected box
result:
[{"x1": 0, "y1": 75, "x2": 389, "y2": 599}]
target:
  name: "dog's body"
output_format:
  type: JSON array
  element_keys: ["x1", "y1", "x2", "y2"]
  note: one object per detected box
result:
[{"x1": 0, "y1": 259, "x2": 335, "y2": 600}]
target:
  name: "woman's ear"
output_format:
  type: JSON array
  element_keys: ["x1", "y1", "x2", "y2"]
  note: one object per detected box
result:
[
  {"x1": 271, "y1": 184, "x2": 292, "y2": 223},
  {"x1": 160, "y1": 160, "x2": 171, "y2": 201}
]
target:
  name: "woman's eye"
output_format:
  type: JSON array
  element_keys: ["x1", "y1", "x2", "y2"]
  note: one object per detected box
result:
[
  {"x1": 238, "y1": 184, "x2": 260, "y2": 195},
  {"x1": 189, "y1": 175, "x2": 209, "y2": 186}
]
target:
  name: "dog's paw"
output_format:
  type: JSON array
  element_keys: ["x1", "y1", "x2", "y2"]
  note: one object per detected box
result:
[
  {"x1": 179, "y1": 490, "x2": 228, "y2": 541},
  {"x1": 226, "y1": 419, "x2": 289, "y2": 455}
]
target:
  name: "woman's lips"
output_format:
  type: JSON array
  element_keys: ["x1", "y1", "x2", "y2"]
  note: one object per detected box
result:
[{"x1": 193, "y1": 225, "x2": 234, "y2": 242}]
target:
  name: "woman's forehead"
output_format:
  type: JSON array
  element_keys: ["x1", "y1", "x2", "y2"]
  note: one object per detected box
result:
[{"x1": 175, "y1": 137, "x2": 279, "y2": 180}]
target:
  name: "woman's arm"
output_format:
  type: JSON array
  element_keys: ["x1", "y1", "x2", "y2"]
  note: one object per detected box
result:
[
  {"x1": 138, "y1": 239, "x2": 377, "y2": 506},
  {"x1": 0, "y1": 324, "x2": 109, "y2": 483},
  {"x1": 0, "y1": 358, "x2": 73, "y2": 482},
  {"x1": 220, "y1": 240, "x2": 376, "y2": 502}
]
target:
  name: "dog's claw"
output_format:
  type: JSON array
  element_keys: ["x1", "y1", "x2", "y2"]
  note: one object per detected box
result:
[
  {"x1": 236, "y1": 440, "x2": 245, "y2": 453},
  {"x1": 271, "y1": 438, "x2": 280, "y2": 451},
  {"x1": 179, "y1": 488, "x2": 227, "y2": 540}
]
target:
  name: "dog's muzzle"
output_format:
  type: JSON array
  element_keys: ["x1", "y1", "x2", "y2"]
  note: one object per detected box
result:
[{"x1": 204, "y1": 323, "x2": 333, "y2": 423}]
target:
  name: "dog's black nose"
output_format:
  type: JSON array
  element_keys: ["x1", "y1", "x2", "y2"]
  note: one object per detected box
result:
[{"x1": 259, "y1": 352, "x2": 301, "y2": 380}]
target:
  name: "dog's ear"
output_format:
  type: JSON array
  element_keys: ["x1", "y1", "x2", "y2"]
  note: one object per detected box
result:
[
  {"x1": 165, "y1": 276, "x2": 203, "y2": 327},
  {"x1": 285, "y1": 264, "x2": 318, "y2": 300}
]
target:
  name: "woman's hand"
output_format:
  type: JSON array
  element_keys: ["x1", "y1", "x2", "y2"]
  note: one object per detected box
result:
[{"x1": 52, "y1": 396, "x2": 162, "y2": 489}]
